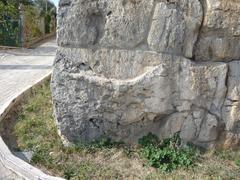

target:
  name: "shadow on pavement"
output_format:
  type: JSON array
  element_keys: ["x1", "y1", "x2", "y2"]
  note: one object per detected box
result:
[{"x1": 0, "y1": 65, "x2": 52, "y2": 70}]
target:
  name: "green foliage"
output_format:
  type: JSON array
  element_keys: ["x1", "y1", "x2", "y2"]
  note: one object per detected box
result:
[
  {"x1": 89, "y1": 137, "x2": 123, "y2": 149},
  {"x1": 235, "y1": 159, "x2": 240, "y2": 167},
  {"x1": 0, "y1": 0, "x2": 56, "y2": 46},
  {"x1": 64, "y1": 165, "x2": 77, "y2": 180},
  {"x1": 0, "y1": 0, "x2": 33, "y2": 7},
  {"x1": 44, "y1": 12, "x2": 51, "y2": 34},
  {"x1": 24, "y1": 0, "x2": 56, "y2": 40},
  {"x1": 0, "y1": 2, "x2": 18, "y2": 19},
  {"x1": 34, "y1": 0, "x2": 56, "y2": 14},
  {"x1": 20, "y1": 0, "x2": 34, "y2": 6},
  {"x1": 0, "y1": 1, "x2": 20, "y2": 46},
  {"x1": 13, "y1": 80, "x2": 122, "y2": 179},
  {"x1": 3, "y1": 0, "x2": 34, "y2": 6},
  {"x1": 69, "y1": 137, "x2": 123, "y2": 154},
  {"x1": 138, "y1": 133, "x2": 198, "y2": 172},
  {"x1": 138, "y1": 132, "x2": 159, "y2": 147},
  {"x1": 12, "y1": 80, "x2": 240, "y2": 179},
  {"x1": 31, "y1": 145, "x2": 55, "y2": 168},
  {"x1": 24, "y1": 5, "x2": 44, "y2": 41}
]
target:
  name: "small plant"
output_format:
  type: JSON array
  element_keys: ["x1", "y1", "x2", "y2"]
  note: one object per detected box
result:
[
  {"x1": 90, "y1": 137, "x2": 122, "y2": 149},
  {"x1": 12, "y1": 80, "x2": 240, "y2": 179},
  {"x1": 235, "y1": 159, "x2": 240, "y2": 167},
  {"x1": 71, "y1": 137, "x2": 123, "y2": 154},
  {"x1": 138, "y1": 133, "x2": 198, "y2": 172},
  {"x1": 64, "y1": 165, "x2": 77, "y2": 180},
  {"x1": 138, "y1": 132, "x2": 159, "y2": 147}
]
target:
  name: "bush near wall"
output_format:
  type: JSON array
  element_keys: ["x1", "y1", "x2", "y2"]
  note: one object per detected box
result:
[
  {"x1": 0, "y1": 1, "x2": 20, "y2": 46},
  {"x1": 44, "y1": 12, "x2": 51, "y2": 34},
  {"x1": 24, "y1": 5, "x2": 44, "y2": 42},
  {"x1": 0, "y1": 0, "x2": 56, "y2": 47},
  {"x1": 34, "y1": 0, "x2": 56, "y2": 35},
  {"x1": 23, "y1": 0, "x2": 56, "y2": 44}
]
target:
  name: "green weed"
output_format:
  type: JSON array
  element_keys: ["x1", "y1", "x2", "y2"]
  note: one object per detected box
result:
[
  {"x1": 12, "y1": 79, "x2": 240, "y2": 179},
  {"x1": 138, "y1": 133, "x2": 198, "y2": 172}
]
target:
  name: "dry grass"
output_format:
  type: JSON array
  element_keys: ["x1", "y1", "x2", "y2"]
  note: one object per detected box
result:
[{"x1": 11, "y1": 79, "x2": 240, "y2": 180}]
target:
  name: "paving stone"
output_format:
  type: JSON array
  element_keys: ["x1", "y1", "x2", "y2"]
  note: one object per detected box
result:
[{"x1": 0, "y1": 39, "x2": 56, "y2": 179}]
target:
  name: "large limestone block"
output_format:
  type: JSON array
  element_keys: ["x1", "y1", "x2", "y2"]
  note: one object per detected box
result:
[
  {"x1": 222, "y1": 61, "x2": 240, "y2": 134},
  {"x1": 181, "y1": 110, "x2": 221, "y2": 144},
  {"x1": 147, "y1": 0, "x2": 203, "y2": 58},
  {"x1": 58, "y1": 0, "x2": 154, "y2": 48},
  {"x1": 99, "y1": 0, "x2": 154, "y2": 48},
  {"x1": 51, "y1": 48, "x2": 228, "y2": 145},
  {"x1": 58, "y1": 0, "x2": 101, "y2": 46},
  {"x1": 52, "y1": 49, "x2": 175, "y2": 143},
  {"x1": 53, "y1": 0, "x2": 240, "y2": 148},
  {"x1": 194, "y1": 0, "x2": 240, "y2": 61}
]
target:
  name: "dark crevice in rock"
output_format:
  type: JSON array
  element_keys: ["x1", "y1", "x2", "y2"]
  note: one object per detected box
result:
[
  {"x1": 106, "y1": 11, "x2": 112, "y2": 16},
  {"x1": 89, "y1": 118, "x2": 101, "y2": 129},
  {"x1": 221, "y1": 63, "x2": 230, "y2": 119},
  {"x1": 231, "y1": 121, "x2": 240, "y2": 134},
  {"x1": 153, "y1": 113, "x2": 175, "y2": 123},
  {"x1": 192, "y1": 0, "x2": 205, "y2": 62},
  {"x1": 77, "y1": 63, "x2": 93, "y2": 71}
]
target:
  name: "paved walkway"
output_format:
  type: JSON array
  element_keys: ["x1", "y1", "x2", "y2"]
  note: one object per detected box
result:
[
  {"x1": 0, "y1": 39, "x2": 57, "y2": 179},
  {"x1": 0, "y1": 162, "x2": 24, "y2": 180}
]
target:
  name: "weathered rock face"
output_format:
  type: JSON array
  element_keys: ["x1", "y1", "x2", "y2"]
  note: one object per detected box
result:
[
  {"x1": 52, "y1": 0, "x2": 240, "y2": 148},
  {"x1": 194, "y1": 0, "x2": 240, "y2": 61},
  {"x1": 148, "y1": 0, "x2": 203, "y2": 58},
  {"x1": 223, "y1": 61, "x2": 240, "y2": 133}
]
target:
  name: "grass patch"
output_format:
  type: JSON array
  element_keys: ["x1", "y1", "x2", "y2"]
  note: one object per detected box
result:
[
  {"x1": 138, "y1": 133, "x2": 198, "y2": 172},
  {"x1": 11, "y1": 79, "x2": 240, "y2": 179}
]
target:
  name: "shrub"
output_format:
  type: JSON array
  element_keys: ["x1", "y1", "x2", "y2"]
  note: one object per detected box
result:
[
  {"x1": 0, "y1": 1, "x2": 20, "y2": 46},
  {"x1": 44, "y1": 12, "x2": 51, "y2": 34},
  {"x1": 235, "y1": 159, "x2": 240, "y2": 167},
  {"x1": 138, "y1": 133, "x2": 198, "y2": 172},
  {"x1": 24, "y1": 5, "x2": 43, "y2": 41},
  {"x1": 70, "y1": 137, "x2": 124, "y2": 154}
]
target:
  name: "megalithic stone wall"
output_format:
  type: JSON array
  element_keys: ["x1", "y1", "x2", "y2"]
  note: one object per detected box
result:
[{"x1": 51, "y1": 0, "x2": 240, "y2": 148}]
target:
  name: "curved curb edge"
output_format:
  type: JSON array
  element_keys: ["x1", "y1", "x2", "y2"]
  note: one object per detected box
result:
[{"x1": 0, "y1": 72, "x2": 65, "y2": 180}]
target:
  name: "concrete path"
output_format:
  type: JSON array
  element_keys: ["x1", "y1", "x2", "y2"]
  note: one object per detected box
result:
[
  {"x1": 0, "y1": 39, "x2": 57, "y2": 179},
  {"x1": 0, "y1": 162, "x2": 24, "y2": 180}
]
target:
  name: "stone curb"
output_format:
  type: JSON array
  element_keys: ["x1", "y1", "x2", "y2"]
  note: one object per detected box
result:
[{"x1": 0, "y1": 72, "x2": 65, "y2": 180}]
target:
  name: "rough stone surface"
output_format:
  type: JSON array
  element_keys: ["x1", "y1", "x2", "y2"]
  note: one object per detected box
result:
[
  {"x1": 52, "y1": 48, "x2": 228, "y2": 146},
  {"x1": 222, "y1": 61, "x2": 240, "y2": 132},
  {"x1": 100, "y1": 0, "x2": 154, "y2": 49},
  {"x1": 194, "y1": 0, "x2": 240, "y2": 61},
  {"x1": 52, "y1": 0, "x2": 240, "y2": 148},
  {"x1": 58, "y1": 0, "x2": 154, "y2": 49},
  {"x1": 148, "y1": 0, "x2": 203, "y2": 58}
]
